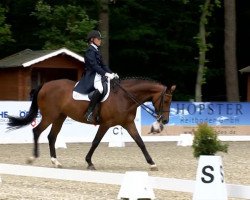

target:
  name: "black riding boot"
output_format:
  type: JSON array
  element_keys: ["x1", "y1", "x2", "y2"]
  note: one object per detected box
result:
[{"x1": 85, "y1": 90, "x2": 102, "y2": 123}]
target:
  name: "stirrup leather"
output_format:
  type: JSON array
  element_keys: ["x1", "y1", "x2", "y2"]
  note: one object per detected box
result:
[{"x1": 86, "y1": 111, "x2": 94, "y2": 122}]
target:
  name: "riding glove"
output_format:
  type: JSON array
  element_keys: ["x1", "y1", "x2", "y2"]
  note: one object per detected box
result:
[
  {"x1": 105, "y1": 73, "x2": 115, "y2": 79},
  {"x1": 113, "y1": 73, "x2": 119, "y2": 79}
]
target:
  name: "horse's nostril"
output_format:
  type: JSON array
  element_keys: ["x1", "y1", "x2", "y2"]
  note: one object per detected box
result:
[{"x1": 162, "y1": 119, "x2": 169, "y2": 124}]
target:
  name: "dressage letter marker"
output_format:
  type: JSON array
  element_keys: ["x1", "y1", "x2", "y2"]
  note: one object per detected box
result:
[
  {"x1": 117, "y1": 171, "x2": 155, "y2": 200},
  {"x1": 193, "y1": 155, "x2": 228, "y2": 200},
  {"x1": 108, "y1": 126, "x2": 125, "y2": 147}
]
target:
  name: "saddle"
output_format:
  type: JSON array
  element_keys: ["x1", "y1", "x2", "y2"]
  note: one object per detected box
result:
[
  {"x1": 72, "y1": 80, "x2": 110, "y2": 101},
  {"x1": 72, "y1": 80, "x2": 110, "y2": 123}
]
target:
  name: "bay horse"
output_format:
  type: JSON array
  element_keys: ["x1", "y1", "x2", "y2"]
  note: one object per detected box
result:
[{"x1": 7, "y1": 77, "x2": 175, "y2": 171}]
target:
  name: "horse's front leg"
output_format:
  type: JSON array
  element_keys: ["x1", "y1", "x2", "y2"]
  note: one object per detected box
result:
[
  {"x1": 85, "y1": 125, "x2": 109, "y2": 170},
  {"x1": 123, "y1": 122, "x2": 158, "y2": 171}
]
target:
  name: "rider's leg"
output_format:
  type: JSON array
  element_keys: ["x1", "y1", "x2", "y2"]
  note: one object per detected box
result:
[{"x1": 85, "y1": 78, "x2": 103, "y2": 122}]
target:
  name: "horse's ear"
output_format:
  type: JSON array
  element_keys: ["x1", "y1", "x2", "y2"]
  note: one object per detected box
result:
[{"x1": 170, "y1": 85, "x2": 176, "y2": 93}]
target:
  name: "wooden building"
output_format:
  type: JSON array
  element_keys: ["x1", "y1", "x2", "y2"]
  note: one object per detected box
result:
[
  {"x1": 240, "y1": 66, "x2": 250, "y2": 101},
  {"x1": 0, "y1": 48, "x2": 84, "y2": 100}
]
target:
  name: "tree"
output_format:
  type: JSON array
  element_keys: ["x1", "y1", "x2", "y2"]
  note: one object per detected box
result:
[
  {"x1": 98, "y1": 0, "x2": 110, "y2": 65},
  {"x1": 32, "y1": 0, "x2": 97, "y2": 53},
  {"x1": 195, "y1": 0, "x2": 221, "y2": 102},
  {"x1": 0, "y1": 5, "x2": 14, "y2": 46},
  {"x1": 110, "y1": 0, "x2": 200, "y2": 101},
  {"x1": 224, "y1": 0, "x2": 239, "y2": 101},
  {"x1": 2, "y1": 0, "x2": 242, "y2": 101}
]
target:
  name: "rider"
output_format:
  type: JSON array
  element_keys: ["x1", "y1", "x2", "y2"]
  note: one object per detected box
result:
[{"x1": 82, "y1": 30, "x2": 119, "y2": 123}]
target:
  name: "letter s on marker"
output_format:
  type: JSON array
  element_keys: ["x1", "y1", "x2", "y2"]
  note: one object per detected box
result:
[{"x1": 201, "y1": 165, "x2": 214, "y2": 183}]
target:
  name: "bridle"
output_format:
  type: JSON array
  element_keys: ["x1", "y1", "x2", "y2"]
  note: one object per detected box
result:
[
  {"x1": 152, "y1": 87, "x2": 170, "y2": 121},
  {"x1": 113, "y1": 80, "x2": 172, "y2": 120}
]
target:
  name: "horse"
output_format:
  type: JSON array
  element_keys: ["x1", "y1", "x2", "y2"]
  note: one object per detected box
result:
[{"x1": 7, "y1": 77, "x2": 176, "y2": 171}]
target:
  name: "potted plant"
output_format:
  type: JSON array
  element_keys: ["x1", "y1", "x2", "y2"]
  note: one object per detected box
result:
[{"x1": 192, "y1": 123, "x2": 228, "y2": 158}]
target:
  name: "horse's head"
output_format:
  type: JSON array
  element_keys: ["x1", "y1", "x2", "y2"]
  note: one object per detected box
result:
[{"x1": 152, "y1": 85, "x2": 176, "y2": 124}]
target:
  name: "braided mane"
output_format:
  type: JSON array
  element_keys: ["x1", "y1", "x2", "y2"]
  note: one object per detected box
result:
[
  {"x1": 120, "y1": 76, "x2": 162, "y2": 85},
  {"x1": 110, "y1": 76, "x2": 164, "y2": 92}
]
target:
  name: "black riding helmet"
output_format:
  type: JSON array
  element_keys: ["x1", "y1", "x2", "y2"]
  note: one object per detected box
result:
[{"x1": 86, "y1": 30, "x2": 103, "y2": 42}]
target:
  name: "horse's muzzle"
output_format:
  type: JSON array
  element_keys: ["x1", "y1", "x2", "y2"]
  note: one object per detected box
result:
[
  {"x1": 158, "y1": 115, "x2": 169, "y2": 125},
  {"x1": 162, "y1": 119, "x2": 169, "y2": 125}
]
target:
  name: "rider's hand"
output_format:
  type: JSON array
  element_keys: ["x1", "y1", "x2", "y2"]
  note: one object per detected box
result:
[
  {"x1": 105, "y1": 73, "x2": 115, "y2": 80},
  {"x1": 113, "y1": 73, "x2": 119, "y2": 79}
]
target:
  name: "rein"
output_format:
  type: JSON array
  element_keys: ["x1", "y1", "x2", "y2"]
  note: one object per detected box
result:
[{"x1": 113, "y1": 79, "x2": 168, "y2": 120}]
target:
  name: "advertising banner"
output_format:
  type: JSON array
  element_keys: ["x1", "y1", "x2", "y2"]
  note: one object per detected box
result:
[
  {"x1": 142, "y1": 102, "x2": 250, "y2": 136},
  {"x1": 0, "y1": 101, "x2": 141, "y2": 144}
]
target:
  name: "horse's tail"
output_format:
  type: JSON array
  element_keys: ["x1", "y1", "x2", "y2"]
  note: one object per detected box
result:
[{"x1": 7, "y1": 85, "x2": 43, "y2": 130}]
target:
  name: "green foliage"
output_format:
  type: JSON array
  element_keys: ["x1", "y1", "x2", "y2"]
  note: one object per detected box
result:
[
  {"x1": 32, "y1": 0, "x2": 97, "y2": 53},
  {"x1": 110, "y1": 0, "x2": 200, "y2": 96},
  {"x1": 0, "y1": 0, "x2": 229, "y2": 100},
  {"x1": 0, "y1": 6, "x2": 14, "y2": 46},
  {"x1": 192, "y1": 123, "x2": 228, "y2": 158}
]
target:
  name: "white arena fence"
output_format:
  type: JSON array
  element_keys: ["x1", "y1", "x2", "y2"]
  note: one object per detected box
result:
[{"x1": 0, "y1": 163, "x2": 250, "y2": 199}]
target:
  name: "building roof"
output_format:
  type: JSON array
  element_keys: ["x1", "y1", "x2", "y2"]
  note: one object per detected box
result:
[
  {"x1": 0, "y1": 48, "x2": 85, "y2": 68},
  {"x1": 239, "y1": 66, "x2": 250, "y2": 73}
]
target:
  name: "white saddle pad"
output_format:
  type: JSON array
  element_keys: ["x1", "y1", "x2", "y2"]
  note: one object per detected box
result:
[{"x1": 72, "y1": 81, "x2": 110, "y2": 102}]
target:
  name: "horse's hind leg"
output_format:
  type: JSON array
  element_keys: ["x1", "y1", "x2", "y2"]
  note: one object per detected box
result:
[
  {"x1": 27, "y1": 119, "x2": 51, "y2": 164},
  {"x1": 123, "y1": 122, "x2": 158, "y2": 171},
  {"x1": 47, "y1": 115, "x2": 66, "y2": 168}
]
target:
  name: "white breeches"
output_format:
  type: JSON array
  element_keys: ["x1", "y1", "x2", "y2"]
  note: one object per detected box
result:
[{"x1": 94, "y1": 73, "x2": 104, "y2": 93}]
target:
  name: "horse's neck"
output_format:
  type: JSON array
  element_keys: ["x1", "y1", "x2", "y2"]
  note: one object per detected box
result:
[{"x1": 123, "y1": 81, "x2": 161, "y2": 103}]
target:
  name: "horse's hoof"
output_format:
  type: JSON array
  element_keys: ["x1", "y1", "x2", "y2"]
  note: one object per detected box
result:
[
  {"x1": 87, "y1": 165, "x2": 96, "y2": 170},
  {"x1": 53, "y1": 162, "x2": 62, "y2": 168},
  {"x1": 26, "y1": 156, "x2": 35, "y2": 164},
  {"x1": 51, "y1": 157, "x2": 63, "y2": 168},
  {"x1": 150, "y1": 164, "x2": 158, "y2": 171},
  {"x1": 55, "y1": 164, "x2": 63, "y2": 168}
]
